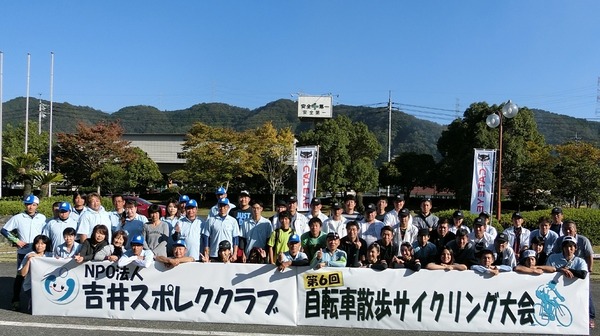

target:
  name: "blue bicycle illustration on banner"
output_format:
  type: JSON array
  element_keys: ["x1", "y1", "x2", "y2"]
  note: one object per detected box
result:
[{"x1": 534, "y1": 280, "x2": 573, "y2": 327}]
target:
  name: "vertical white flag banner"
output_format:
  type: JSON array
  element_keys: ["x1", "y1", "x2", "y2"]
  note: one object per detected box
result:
[
  {"x1": 296, "y1": 146, "x2": 318, "y2": 212},
  {"x1": 470, "y1": 149, "x2": 496, "y2": 214}
]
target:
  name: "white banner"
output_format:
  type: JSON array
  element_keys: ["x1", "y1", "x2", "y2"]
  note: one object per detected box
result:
[
  {"x1": 31, "y1": 259, "x2": 589, "y2": 334},
  {"x1": 470, "y1": 149, "x2": 496, "y2": 214},
  {"x1": 297, "y1": 268, "x2": 588, "y2": 334},
  {"x1": 31, "y1": 258, "x2": 297, "y2": 325},
  {"x1": 296, "y1": 146, "x2": 318, "y2": 212}
]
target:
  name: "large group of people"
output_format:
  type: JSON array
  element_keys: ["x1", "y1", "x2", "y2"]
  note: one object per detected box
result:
[{"x1": 0, "y1": 191, "x2": 595, "y2": 328}]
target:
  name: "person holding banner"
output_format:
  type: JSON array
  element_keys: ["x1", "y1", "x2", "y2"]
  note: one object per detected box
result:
[
  {"x1": 117, "y1": 235, "x2": 154, "y2": 268},
  {"x1": 277, "y1": 234, "x2": 309, "y2": 271},
  {"x1": 95, "y1": 229, "x2": 127, "y2": 261},
  {"x1": 426, "y1": 246, "x2": 468, "y2": 271},
  {"x1": 471, "y1": 249, "x2": 512, "y2": 276},
  {"x1": 311, "y1": 232, "x2": 347, "y2": 269},
  {"x1": 361, "y1": 242, "x2": 388, "y2": 270},
  {"x1": 546, "y1": 234, "x2": 594, "y2": 328},
  {"x1": 18, "y1": 234, "x2": 52, "y2": 313},
  {"x1": 155, "y1": 239, "x2": 196, "y2": 268},
  {"x1": 393, "y1": 242, "x2": 421, "y2": 272},
  {"x1": 514, "y1": 249, "x2": 554, "y2": 275}
]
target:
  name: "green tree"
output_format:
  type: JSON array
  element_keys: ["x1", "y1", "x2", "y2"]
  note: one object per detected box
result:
[
  {"x1": 177, "y1": 122, "x2": 262, "y2": 190},
  {"x1": 3, "y1": 153, "x2": 41, "y2": 196},
  {"x1": 379, "y1": 152, "x2": 435, "y2": 198},
  {"x1": 298, "y1": 115, "x2": 381, "y2": 204},
  {"x1": 125, "y1": 147, "x2": 163, "y2": 193},
  {"x1": 253, "y1": 122, "x2": 295, "y2": 209},
  {"x1": 436, "y1": 102, "x2": 544, "y2": 206},
  {"x1": 54, "y1": 121, "x2": 134, "y2": 194},
  {"x1": 2, "y1": 121, "x2": 49, "y2": 185},
  {"x1": 91, "y1": 164, "x2": 129, "y2": 194},
  {"x1": 508, "y1": 141, "x2": 557, "y2": 208},
  {"x1": 553, "y1": 142, "x2": 600, "y2": 207},
  {"x1": 30, "y1": 170, "x2": 65, "y2": 197}
]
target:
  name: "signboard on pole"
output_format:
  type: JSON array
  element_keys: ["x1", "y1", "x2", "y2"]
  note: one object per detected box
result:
[{"x1": 297, "y1": 95, "x2": 333, "y2": 119}]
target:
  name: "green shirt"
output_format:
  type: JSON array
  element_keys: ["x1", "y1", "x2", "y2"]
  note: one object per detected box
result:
[
  {"x1": 267, "y1": 227, "x2": 294, "y2": 256},
  {"x1": 300, "y1": 231, "x2": 327, "y2": 260}
]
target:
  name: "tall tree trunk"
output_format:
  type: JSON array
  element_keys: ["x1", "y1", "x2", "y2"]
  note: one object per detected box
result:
[{"x1": 23, "y1": 176, "x2": 33, "y2": 197}]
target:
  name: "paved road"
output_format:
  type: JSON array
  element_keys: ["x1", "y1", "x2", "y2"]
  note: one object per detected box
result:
[{"x1": 0, "y1": 261, "x2": 596, "y2": 336}]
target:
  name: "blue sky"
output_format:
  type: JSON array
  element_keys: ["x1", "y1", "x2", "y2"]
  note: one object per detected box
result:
[{"x1": 1, "y1": 1, "x2": 599, "y2": 124}]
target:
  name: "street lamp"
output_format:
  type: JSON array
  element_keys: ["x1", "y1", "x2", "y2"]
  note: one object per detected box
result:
[{"x1": 485, "y1": 100, "x2": 519, "y2": 221}]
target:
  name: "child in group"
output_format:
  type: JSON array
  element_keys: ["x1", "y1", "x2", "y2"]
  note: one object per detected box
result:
[
  {"x1": 361, "y1": 242, "x2": 388, "y2": 270},
  {"x1": 117, "y1": 235, "x2": 154, "y2": 268},
  {"x1": 394, "y1": 242, "x2": 422, "y2": 271},
  {"x1": 214, "y1": 240, "x2": 233, "y2": 263},
  {"x1": 74, "y1": 225, "x2": 109, "y2": 263},
  {"x1": 53, "y1": 227, "x2": 80, "y2": 259},
  {"x1": 95, "y1": 230, "x2": 128, "y2": 262},
  {"x1": 19, "y1": 234, "x2": 53, "y2": 313}
]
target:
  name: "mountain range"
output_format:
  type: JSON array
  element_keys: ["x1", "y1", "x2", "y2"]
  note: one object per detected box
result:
[{"x1": 2, "y1": 97, "x2": 599, "y2": 162}]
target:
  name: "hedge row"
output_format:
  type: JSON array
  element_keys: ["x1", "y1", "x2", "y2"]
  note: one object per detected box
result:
[{"x1": 436, "y1": 209, "x2": 600, "y2": 245}]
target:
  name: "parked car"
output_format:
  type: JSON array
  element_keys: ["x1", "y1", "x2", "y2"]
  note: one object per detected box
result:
[{"x1": 122, "y1": 196, "x2": 166, "y2": 218}]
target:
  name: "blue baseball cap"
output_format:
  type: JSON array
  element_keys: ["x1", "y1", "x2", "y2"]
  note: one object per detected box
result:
[
  {"x1": 185, "y1": 199, "x2": 198, "y2": 208},
  {"x1": 178, "y1": 195, "x2": 190, "y2": 203},
  {"x1": 288, "y1": 234, "x2": 301, "y2": 244},
  {"x1": 130, "y1": 235, "x2": 144, "y2": 245},
  {"x1": 218, "y1": 198, "x2": 230, "y2": 206},
  {"x1": 173, "y1": 239, "x2": 187, "y2": 248},
  {"x1": 58, "y1": 202, "x2": 71, "y2": 212},
  {"x1": 216, "y1": 187, "x2": 227, "y2": 195},
  {"x1": 23, "y1": 194, "x2": 40, "y2": 205}
]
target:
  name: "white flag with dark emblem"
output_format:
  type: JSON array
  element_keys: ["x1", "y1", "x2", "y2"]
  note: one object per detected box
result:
[
  {"x1": 296, "y1": 146, "x2": 319, "y2": 212},
  {"x1": 470, "y1": 149, "x2": 496, "y2": 214}
]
